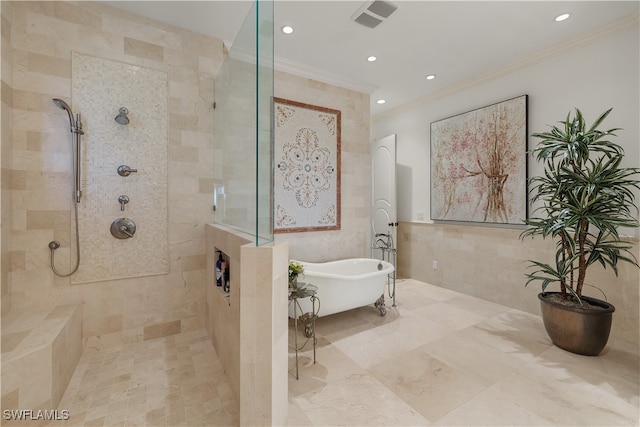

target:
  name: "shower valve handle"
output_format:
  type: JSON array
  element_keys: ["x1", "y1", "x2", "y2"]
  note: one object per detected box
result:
[
  {"x1": 117, "y1": 165, "x2": 137, "y2": 177},
  {"x1": 119, "y1": 225, "x2": 134, "y2": 238},
  {"x1": 118, "y1": 195, "x2": 129, "y2": 211}
]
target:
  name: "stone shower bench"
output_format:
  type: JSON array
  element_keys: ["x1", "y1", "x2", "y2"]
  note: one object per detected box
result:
[{"x1": 1, "y1": 304, "x2": 82, "y2": 416}]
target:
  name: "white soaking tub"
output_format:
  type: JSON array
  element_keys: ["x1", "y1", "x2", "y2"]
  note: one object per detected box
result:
[{"x1": 289, "y1": 258, "x2": 394, "y2": 318}]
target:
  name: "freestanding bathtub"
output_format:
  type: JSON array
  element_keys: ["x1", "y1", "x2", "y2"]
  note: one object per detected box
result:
[{"x1": 289, "y1": 258, "x2": 394, "y2": 318}]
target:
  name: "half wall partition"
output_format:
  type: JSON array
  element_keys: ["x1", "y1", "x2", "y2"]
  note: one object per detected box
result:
[
  {"x1": 208, "y1": 2, "x2": 288, "y2": 424},
  {"x1": 213, "y1": 0, "x2": 274, "y2": 245}
]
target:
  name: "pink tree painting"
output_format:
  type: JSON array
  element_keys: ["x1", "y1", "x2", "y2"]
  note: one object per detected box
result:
[{"x1": 431, "y1": 95, "x2": 527, "y2": 224}]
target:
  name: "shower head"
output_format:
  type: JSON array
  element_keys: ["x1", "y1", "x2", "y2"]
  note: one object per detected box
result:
[
  {"x1": 52, "y1": 98, "x2": 74, "y2": 130},
  {"x1": 115, "y1": 107, "x2": 129, "y2": 125},
  {"x1": 52, "y1": 98, "x2": 71, "y2": 111}
]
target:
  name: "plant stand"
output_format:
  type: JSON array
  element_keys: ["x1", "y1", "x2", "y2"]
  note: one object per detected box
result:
[{"x1": 288, "y1": 282, "x2": 319, "y2": 379}]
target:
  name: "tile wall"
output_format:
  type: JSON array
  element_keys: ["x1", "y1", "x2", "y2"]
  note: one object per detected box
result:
[
  {"x1": 1, "y1": 0, "x2": 14, "y2": 317},
  {"x1": 3, "y1": 1, "x2": 224, "y2": 347},
  {"x1": 71, "y1": 52, "x2": 169, "y2": 283},
  {"x1": 274, "y1": 72, "x2": 371, "y2": 262},
  {"x1": 397, "y1": 222, "x2": 640, "y2": 345},
  {"x1": 205, "y1": 224, "x2": 289, "y2": 425}
]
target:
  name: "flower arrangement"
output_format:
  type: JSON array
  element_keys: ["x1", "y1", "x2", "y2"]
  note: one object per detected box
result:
[{"x1": 288, "y1": 261, "x2": 304, "y2": 285}]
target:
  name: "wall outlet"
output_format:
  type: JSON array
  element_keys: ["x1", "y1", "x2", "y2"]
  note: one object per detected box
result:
[
  {"x1": 432, "y1": 260, "x2": 438, "y2": 270},
  {"x1": 417, "y1": 211, "x2": 425, "y2": 221}
]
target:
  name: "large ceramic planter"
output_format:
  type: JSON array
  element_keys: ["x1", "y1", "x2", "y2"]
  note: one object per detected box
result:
[{"x1": 538, "y1": 292, "x2": 615, "y2": 356}]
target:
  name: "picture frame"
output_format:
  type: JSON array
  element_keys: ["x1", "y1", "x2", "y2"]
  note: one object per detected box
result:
[{"x1": 430, "y1": 95, "x2": 528, "y2": 225}]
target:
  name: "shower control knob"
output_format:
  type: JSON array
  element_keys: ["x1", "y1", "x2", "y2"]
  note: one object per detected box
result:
[
  {"x1": 118, "y1": 195, "x2": 129, "y2": 211},
  {"x1": 117, "y1": 165, "x2": 138, "y2": 177},
  {"x1": 110, "y1": 218, "x2": 136, "y2": 239}
]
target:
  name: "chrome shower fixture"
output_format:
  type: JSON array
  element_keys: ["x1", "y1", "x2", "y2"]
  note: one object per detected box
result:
[
  {"x1": 50, "y1": 97, "x2": 84, "y2": 277},
  {"x1": 52, "y1": 98, "x2": 83, "y2": 204},
  {"x1": 52, "y1": 98, "x2": 84, "y2": 135},
  {"x1": 115, "y1": 107, "x2": 130, "y2": 125}
]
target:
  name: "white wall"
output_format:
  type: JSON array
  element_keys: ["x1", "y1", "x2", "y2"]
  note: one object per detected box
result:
[{"x1": 373, "y1": 23, "x2": 640, "y2": 234}]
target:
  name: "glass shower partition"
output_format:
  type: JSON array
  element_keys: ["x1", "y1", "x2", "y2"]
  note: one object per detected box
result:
[{"x1": 213, "y1": 0, "x2": 274, "y2": 245}]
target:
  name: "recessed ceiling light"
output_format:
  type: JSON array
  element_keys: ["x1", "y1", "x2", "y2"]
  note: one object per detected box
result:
[
  {"x1": 555, "y1": 13, "x2": 570, "y2": 22},
  {"x1": 425, "y1": 74, "x2": 436, "y2": 80},
  {"x1": 281, "y1": 25, "x2": 294, "y2": 34},
  {"x1": 367, "y1": 56, "x2": 377, "y2": 62},
  {"x1": 376, "y1": 99, "x2": 386, "y2": 104}
]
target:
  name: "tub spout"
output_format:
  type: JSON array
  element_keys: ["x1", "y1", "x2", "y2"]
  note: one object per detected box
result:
[{"x1": 374, "y1": 238, "x2": 388, "y2": 249}]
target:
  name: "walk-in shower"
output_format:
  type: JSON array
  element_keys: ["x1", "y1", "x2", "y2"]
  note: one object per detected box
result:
[{"x1": 49, "y1": 98, "x2": 84, "y2": 277}]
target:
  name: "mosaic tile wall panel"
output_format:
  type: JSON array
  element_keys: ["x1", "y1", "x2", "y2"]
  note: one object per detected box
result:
[
  {"x1": 274, "y1": 98, "x2": 341, "y2": 233},
  {"x1": 71, "y1": 53, "x2": 168, "y2": 283}
]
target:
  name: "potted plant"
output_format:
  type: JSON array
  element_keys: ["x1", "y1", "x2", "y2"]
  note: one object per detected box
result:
[
  {"x1": 288, "y1": 260, "x2": 304, "y2": 291},
  {"x1": 521, "y1": 108, "x2": 640, "y2": 355}
]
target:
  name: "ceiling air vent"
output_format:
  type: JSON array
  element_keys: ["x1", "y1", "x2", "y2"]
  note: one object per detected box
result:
[{"x1": 351, "y1": 0, "x2": 398, "y2": 29}]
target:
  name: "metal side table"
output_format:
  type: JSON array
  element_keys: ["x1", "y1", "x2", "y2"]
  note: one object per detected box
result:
[{"x1": 288, "y1": 282, "x2": 319, "y2": 379}]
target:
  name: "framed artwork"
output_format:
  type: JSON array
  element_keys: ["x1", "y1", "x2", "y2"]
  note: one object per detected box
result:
[
  {"x1": 274, "y1": 98, "x2": 341, "y2": 233},
  {"x1": 430, "y1": 95, "x2": 528, "y2": 225}
]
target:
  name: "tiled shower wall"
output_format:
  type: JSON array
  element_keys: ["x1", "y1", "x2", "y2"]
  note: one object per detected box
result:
[
  {"x1": 71, "y1": 52, "x2": 168, "y2": 283},
  {"x1": 4, "y1": 1, "x2": 224, "y2": 347},
  {"x1": 1, "y1": 0, "x2": 14, "y2": 317}
]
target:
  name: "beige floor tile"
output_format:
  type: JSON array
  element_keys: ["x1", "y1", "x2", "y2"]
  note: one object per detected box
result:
[
  {"x1": 288, "y1": 345, "x2": 367, "y2": 397},
  {"x1": 453, "y1": 310, "x2": 553, "y2": 364},
  {"x1": 474, "y1": 370, "x2": 639, "y2": 426},
  {"x1": 529, "y1": 343, "x2": 640, "y2": 408},
  {"x1": 49, "y1": 329, "x2": 236, "y2": 427},
  {"x1": 419, "y1": 330, "x2": 530, "y2": 387},
  {"x1": 293, "y1": 372, "x2": 428, "y2": 426},
  {"x1": 285, "y1": 398, "x2": 314, "y2": 426},
  {"x1": 413, "y1": 300, "x2": 489, "y2": 330},
  {"x1": 445, "y1": 293, "x2": 511, "y2": 318},
  {"x1": 287, "y1": 279, "x2": 638, "y2": 426},
  {"x1": 331, "y1": 311, "x2": 453, "y2": 369},
  {"x1": 432, "y1": 389, "x2": 551, "y2": 426},
  {"x1": 369, "y1": 347, "x2": 488, "y2": 423}
]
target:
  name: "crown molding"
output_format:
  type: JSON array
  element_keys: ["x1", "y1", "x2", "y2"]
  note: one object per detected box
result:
[
  {"x1": 273, "y1": 55, "x2": 378, "y2": 95},
  {"x1": 373, "y1": 13, "x2": 640, "y2": 123}
]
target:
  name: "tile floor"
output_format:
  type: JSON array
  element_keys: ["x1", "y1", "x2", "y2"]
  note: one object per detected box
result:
[
  {"x1": 287, "y1": 279, "x2": 639, "y2": 426},
  {"x1": 49, "y1": 329, "x2": 237, "y2": 426},
  {"x1": 50, "y1": 279, "x2": 639, "y2": 426}
]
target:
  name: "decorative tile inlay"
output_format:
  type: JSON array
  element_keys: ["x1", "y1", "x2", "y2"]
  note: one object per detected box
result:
[
  {"x1": 71, "y1": 52, "x2": 168, "y2": 283},
  {"x1": 274, "y1": 98, "x2": 341, "y2": 233}
]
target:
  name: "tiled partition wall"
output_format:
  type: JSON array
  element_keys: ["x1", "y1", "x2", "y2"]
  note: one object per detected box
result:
[
  {"x1": 205, "y1": 224, "x2": 288, "y2": 426},
  {"x1": 71, "y1": 52, "x2": 168, "y2": 283},
  {"x1": 5, "y1": 1, "x2": 224, "y2": 346},
  {"x1": 397, "y1": 222, "x2": 640, "y2": 345}
]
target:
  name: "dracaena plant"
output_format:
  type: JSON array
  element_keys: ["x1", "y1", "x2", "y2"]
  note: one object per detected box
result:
[{"x1": 521, "y1": 108, "x2": 640, "y2": 303}]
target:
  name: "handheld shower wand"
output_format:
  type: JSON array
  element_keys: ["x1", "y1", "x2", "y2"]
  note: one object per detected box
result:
[
  {"x1": 52, "y1": 98, "x2": 83, "y2": 203},
  {"x1": 50, "y1": 98, "x2": 83, "y2": 277}
]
